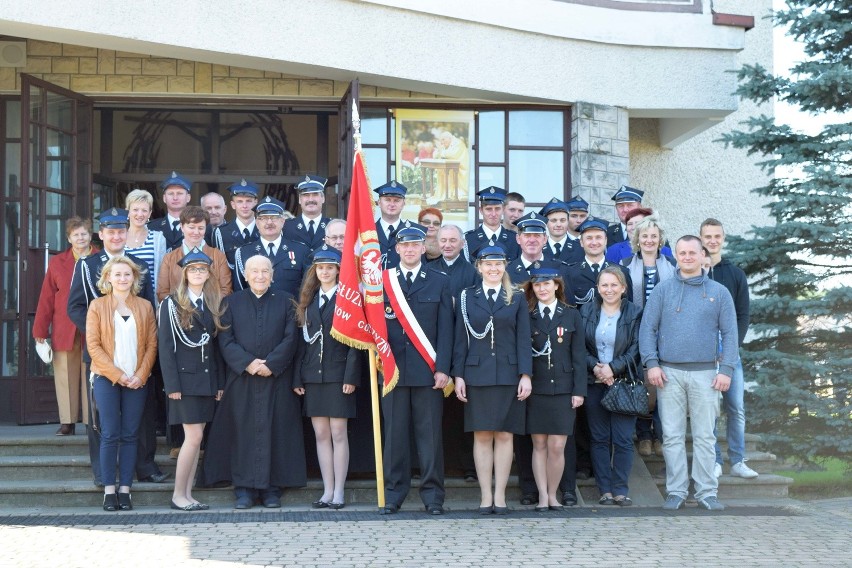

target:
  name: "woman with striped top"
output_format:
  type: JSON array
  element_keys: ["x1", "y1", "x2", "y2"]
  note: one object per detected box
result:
[{"x1": 125, "y1": 189, "x2": 167, "y2": 303}]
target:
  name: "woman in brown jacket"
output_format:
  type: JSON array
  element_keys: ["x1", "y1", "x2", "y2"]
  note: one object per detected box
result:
[{"x1": 86, "y1": 256, "x2": 158, "y2": 511}]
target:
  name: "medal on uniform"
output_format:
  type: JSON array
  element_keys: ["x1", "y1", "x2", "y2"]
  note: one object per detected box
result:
[
  {"x1": 289, "y1": 251, "x2": 296, "y2": 265},
  {"x1": 557, "y1": 327, "x2": 564, "y2": 343}
]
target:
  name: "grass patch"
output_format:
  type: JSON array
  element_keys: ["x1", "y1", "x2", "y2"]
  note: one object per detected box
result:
[{"x1": 776, "y1": 457, "x2": 852, "y2": 500}]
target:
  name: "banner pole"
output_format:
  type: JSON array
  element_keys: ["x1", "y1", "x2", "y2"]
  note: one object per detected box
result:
[{"x1": 368, "y1": 348, "x2": 385, "y2": 509}]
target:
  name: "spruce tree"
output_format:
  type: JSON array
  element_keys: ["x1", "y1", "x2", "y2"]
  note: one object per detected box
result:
[{"x1": 718, "y1": 0, "x2": 852, "y2": 464}]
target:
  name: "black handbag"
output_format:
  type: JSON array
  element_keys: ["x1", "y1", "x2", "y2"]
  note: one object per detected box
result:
[{"x1": 600, "y1": 359, "x2": 649, "y2": 417}]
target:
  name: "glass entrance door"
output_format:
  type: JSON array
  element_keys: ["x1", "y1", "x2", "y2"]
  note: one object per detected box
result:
[{"x1": 18, "y1": 75, "x2": 93, "y2": 424}]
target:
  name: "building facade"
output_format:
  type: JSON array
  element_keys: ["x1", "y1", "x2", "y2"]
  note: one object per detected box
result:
[{"x1": 0, "y1": 0, "x2": 771, "y2": 423}]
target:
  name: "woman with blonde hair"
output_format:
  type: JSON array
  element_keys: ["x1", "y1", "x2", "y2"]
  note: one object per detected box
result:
[
  {"x1": 125, "y1": 189, "x2": 167, "y2": 295},
  {"x1": 158, "y1": 249, "x2": 227, "y2": 511},
  {"x1": 86, "y1": 256, "x2": 158, "y2": 511},
  {"x1": 453, "y1": 245, "x2": 532, "y2": 515}
]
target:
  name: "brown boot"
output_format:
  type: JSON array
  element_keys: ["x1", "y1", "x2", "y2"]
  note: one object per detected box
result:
[
  {"x1": 55, "y1": 424, "x2": 75, "y2": 436},
  {"x1": 653, "y1": 440, "x2": 663, "y2": 456},
  {"x1": 638, "y1": 439, "x2": 652, "y2": 456}
]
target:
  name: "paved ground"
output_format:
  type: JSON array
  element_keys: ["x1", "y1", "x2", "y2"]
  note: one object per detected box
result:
[{"x1": 1, "y1": 498, "x2": 850, "y2": 567}]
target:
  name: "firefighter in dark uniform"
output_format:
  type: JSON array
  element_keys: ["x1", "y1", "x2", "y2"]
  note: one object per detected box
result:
[
  {"x1": 540, "y1": 198, "x2": 584, "y2": 265},
  {"x1": 506, "y1": 212, "x2": 570, "y2": 286},
  {"x1": 428, "y1": 224, "x2": 479, "y2": 299},
  {"x1": 283, "y1": 175, "x2": 331, "y2": 250},
  {"x1": 148, "y1": 171, "x2": 192, "y2": 251},
  {"x1": 374, "y1": 180, "x2": 408, "y2": 269},
  {"x1": 464, "y1": 186, "x2": 521, "y2": 262},
  {"x1": 212, "y1": 179, "x2": 260, "y2": 273},
  {"x1": 606, "y1": 185, "x2": 645, "y2": 247}
]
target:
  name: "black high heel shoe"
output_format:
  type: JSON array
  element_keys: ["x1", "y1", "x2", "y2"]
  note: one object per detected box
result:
[
  {"x1": 118, "y1": 493, "x2": 133, "y2": 511},
  {"x1": 103, "y1": 494, "x2": 118, "y2": 512}
]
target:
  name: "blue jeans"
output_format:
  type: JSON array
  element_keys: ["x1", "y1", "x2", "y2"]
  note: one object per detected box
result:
[
  {"x1": 93, "y1": 375, "x2": 148, "y2": 488},
  {"x1": 657, "y1": 366, "x2": 721, "y2": 501},
  {"x1": 585, "y1": 383, "x2": 637, "y2": 497},
  {"x1": 715, "y1": 357, "x2": 745, "y2": 465}
]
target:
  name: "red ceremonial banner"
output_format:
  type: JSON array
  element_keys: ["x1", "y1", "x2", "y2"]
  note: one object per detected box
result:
[{"x1": 330, "y1": 150, "x2": 400, "y2": 395}]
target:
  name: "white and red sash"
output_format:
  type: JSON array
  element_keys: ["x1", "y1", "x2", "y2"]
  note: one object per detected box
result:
[{"x1": 384, "y1": 268, "x2": 437, "y2": 372}]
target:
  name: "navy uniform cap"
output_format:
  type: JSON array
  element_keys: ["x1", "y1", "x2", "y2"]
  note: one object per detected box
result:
[
  {"x1": 373, "y1": 180, "x2": 408, "y2": 197},
  {"x1": 228, "y1": 178, "x2": 259, "y2": 197},
  {"x1": 513, "y1": 212, "x2": 548, "y2": 234},
  {"x1": 255, "y1": 196, "x2": 286, "y2": 216},
  {"x1": 178, "y1": 247, "x2": 213, "y2": 268},
  {"x1": 611, "y1": 185, "x2": 644, "y2": 203},
  {"x1": 160, "y1": 171, "x2": 192, "y2": 192},
  {"x1": 476, "y1": 186, "x2": 507, "y2": 205},
  {"x1": 578, "y1": 218, "x2": 609, "y2": 234},
  {"x1": 528, "y1": 266, "x2": 561, "y2": 283},
  {"x1": 394, "y1": 220, "x2": 427, "y2": 242},
  {"x1": 97, "y1": 207, "x2": 130, "y2": 229},
  {"x1": 475, "y1": 244, "x2": 508, "y2": 261},
  {"x1": 539, "y1": 197, "x2": 569, "y2": 217},
  {"x1": 566, "y1": 196, "x2": 590, "y2": 212},
  {"x1": 297, "y1": 175, "x2": 328, "y2": 194},
  {"x1": 312, "y1": 244, "x2": 342, "y2": 265}
]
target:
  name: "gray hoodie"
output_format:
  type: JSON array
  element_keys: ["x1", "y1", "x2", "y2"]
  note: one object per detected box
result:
[{"x1": 639, "y1": 269, "x2": 738, "y2": 377}]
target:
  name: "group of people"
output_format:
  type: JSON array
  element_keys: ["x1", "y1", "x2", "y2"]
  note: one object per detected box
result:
[{"x1": 33, "y1": 168, "x2": 755, "y2": 514}]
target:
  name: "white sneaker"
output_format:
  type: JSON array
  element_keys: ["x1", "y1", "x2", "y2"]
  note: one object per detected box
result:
[
  {"x1": 730, "y1": 461, "x2": 759, "y2": 479},
  {"x1": 714, "y1": 463, "x2": 723, "y2": 478}
]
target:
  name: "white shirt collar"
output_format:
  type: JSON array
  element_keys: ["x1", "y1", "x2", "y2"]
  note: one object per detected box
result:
[
  {"x1": 483, "y1": 284, "x2": 501, "y2": 297},
  {"x1": 521, "y1": 255, "x2": 544, "y2": 269},
  {"x1": 585, "y1": 255, "x2": 604, "y2": 266},
  {"x1": 260, "y1": 235, "x2": 282, "y2": 251},
  {"x1": 301, "y1": 214, "x2": 321, "y2": 228},
  {"x1": 379, "y1": 218, "x2": 401, "y2": 234},
  {"x1": 235, "y1": 218, "x2": 255, "y2": 233},
  {"x1": 549, "y1": 236, "x2": 568, "y2": 247},
  {"x1": 167, "y1": 214, "x2": 182, "y2": 227},
  {"x1": 443, "y1": 254, "x2": 459, "y2": 266},
  {"x1": 188, "y1": 290, "x2": 204, "y2": 304},
  {"x1": 401, "y1": 263, "x2": 422, "y2": 278},
  {"x1": 482, "y1": 225, "x2": 500, "y2": 241},
  {"x1": 538, "y1": 299, "x2": 558, "y2": 315}
]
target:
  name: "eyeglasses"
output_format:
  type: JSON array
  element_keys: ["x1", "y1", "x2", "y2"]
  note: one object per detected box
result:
[
  {"x1": 325, "y1": 235, "x2": 345, "y2": 241},
  {"x1": 420, "y1": 220, "x2": 442, "y2": 227},
  {"x1": 186, "y1": 266, "x2": 210, "y2": 274}
]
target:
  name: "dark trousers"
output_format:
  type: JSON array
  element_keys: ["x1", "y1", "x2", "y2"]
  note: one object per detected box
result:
[
  {"x1": 585, "y1": 383, "x2": 636, "y2": 496},
  {"x1": 381, "y1": 386, "x2": 445, "y2": 507},
  {"x1": 134, "y1": 375, "x2": 161, "y2": 480},
  {"x1": 575, "y1": 405, "x2": 593, "y2": 475},
  {"x1": 84, "y1": 362, "x2": 102, "y2": 484},
  {"x1": 636, "y1": 408, "x2": 663, "y2": 441},
  {"x1": 516, "y1": 434, "x2": 578, "y2": 497},
  {"x1": 234, "y1": 486, "x2": 280, "y2": 502},
  {"x1": 443, "y1": 395, "x2": 475, "y2": 474},
  {"x1": 93, "y1": 375, "x2": 148, "y2": 488}
]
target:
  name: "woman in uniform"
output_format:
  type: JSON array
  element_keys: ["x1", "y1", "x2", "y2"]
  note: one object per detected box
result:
[
  {"x1": 158, "y1": 249, "x2": 227, "y2": 511},
  {"x1": 453, "y1": 245, "x2": 532, "y2": 515},
  {"x1": 293, "y1": 246, "x2": 361, "y2": 510},
  {"x1": 580, "y1": 266, "x2": 643, "y2": 506},
  {"x1": 523, "y1": 267, "x2": 587, "y2": 512}
]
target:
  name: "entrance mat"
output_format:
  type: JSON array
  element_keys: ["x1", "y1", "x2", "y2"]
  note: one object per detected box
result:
[{"x1": 0, "y1": 506, "x2": 804, "y2": 526}]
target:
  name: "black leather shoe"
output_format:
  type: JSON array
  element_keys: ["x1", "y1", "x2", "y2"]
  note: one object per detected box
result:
[
  {"x1": 520, "y1": 494, "x2": 537, "y2": 506},
  {"x1": 425, "y1": 504, "x2": 444, "y2": 515},
  {"x1": 379, "y1": 504, "x2": 399, "y2": 515},
  {"x1": 262, "y1": 497, "x2": 281, "y2": 508},
  {"x1": 549, "y1": 504, "x2": 564, "y2": 511},
  {"x1": 117, "y1": 493, "x2": 133, "y2": 510},
  {"x1": 234, "y1": 496, "x2": 253, "y2": 510},
  {"x1": 328, "y1": 502, "x2": 345, "y2": 510},
  {"x1": 493, "y1": 506, "x2": 509, "y2": 515},
  {"x1": 534, "y1": 505, "x2": 549, "y2": 512},
  {"x1": 478, "y1": 505, "x2": 494, "y2": 515},
  {"x1": 561, "y1": 491, "x2": 578, "y2": 507},
  {"x1": 103, "y1": 494, "x2": 118, "y2": 512},
  {"x1": 171, "y1": 500, "x2": 194, "y2": 511},
  {"x1": 189, "y1": 502, "x2": 209, "y2": 511},
  {"x1": 312, "y1": 500, "x2": 330, "y2": 509},
  {"x1": 140, "y1": 472, "x2": 170, "y2": 484}
]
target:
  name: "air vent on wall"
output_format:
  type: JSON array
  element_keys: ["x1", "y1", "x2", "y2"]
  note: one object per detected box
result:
[{"x1": 0, "y1": 42, "x2": 27, "y2": 67}]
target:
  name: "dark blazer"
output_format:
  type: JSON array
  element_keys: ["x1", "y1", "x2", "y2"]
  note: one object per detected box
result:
[
  {"x1": 452, "y1": 286, "x2": 532, "y2": 386},
  {"x1": 384, "y1": 266, "x2": 454, "y2": 387},
  {"x1": 283, "y1": 216, "x2": 330, "y2": 250},
  {"x1": 376, "y1": 219, "x2": 401, "y2": 269},
  {"x1": 580, "y1": 297, "x2": 643, "y2": 384},
  {"x1": 213, "y1": 221, "x2": 260, "y2": 269},
  {"x1": 293, "y1": 291, "x2": 363, "y2": 388},
  {"x1": 464, "y1": 226, "x2": 520, "y2": 262},
  {"x1": 506, "y1": 257, "x2": 570, "y2": 286},
  {"x1": 543, "y1": 239, "x2": 584, "y2": 265},
  {"x1": 529, "y1": 302, "x2": 588, "y2": 397},
  {"x1": 606, "y1": 222, "x2": 626, "y2": 246},
  {"x1": 427, "y1": 256, "x2": 479, "y2": 298},
  {"x1": 233, "y1": 237, "x2": 310, "y2": 297},
  {"x1": 149, "y1": 216, "x2": 184, "y2": 251},
  {"x1": 157, "y1": 295, "x2": 225, "y2": 396},
  {"x1": 563, "y1": 259, "x2": 633, "y2": 305}
]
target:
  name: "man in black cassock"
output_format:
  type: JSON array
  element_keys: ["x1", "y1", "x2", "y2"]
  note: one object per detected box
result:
[{"x1": 200, "y1": 255, "x2": 305, "y2": 509}]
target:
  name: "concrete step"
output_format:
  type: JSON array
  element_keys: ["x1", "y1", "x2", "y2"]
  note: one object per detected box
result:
[
  {"x1": 639, "y1": 451, "x2": 778, "y2": 475},
  {"x1": 0, "y1": 431, "x2": 169, "y2": 457},
  {"x1": 652, "y1": 474, "x2": 793, "y2": 499},
  {"x1": 0, "y1": 454, "x2": 179, "y2": 481}
]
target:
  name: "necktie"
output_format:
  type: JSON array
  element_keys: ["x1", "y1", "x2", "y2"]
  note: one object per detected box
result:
[
  {"x1": 543, "y1": 306, "x2": 551, "y2": 321},
  {"x1": 487, "y1": 288, "x2": 496, "y2": 308},
  {"x1": 319, "y1": 293, "x2": 328, "y2": 312},
  {"x1": 388, "y1": 224, "x2": 395, "y2": 240},
  {"x1": 267, "y1": 242, "x2": 275, "y2": 257},
  {"x1": 308, "y1": 220, "x2": 316, "y2": 238},
  {"x1": 242, "y1": 227, "x2": 250, "y2": 240},
  {"x1": 195, "y1": 298, "x2": 203, "y2": 312},
  {"x1": 406, "y1": 271, "x2": 414, "y2": 288},
  {"x1": 172, "y1": 220, "x2": 181, "y2": 233},
  {"x1": 554, "y1": 242, "x2": 562, "y2": 256},
  {"x1": 591, "y1": 263, "x2": 600, "y2": 275}
]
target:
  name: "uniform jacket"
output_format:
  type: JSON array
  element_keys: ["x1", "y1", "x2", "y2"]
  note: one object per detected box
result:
[
  {"x1": 464, "y1": 226, "x2": 520, "y2": 262},
  {"x1": 283, "y1": 215, "x2": 330, "y2": 250},
  {"x1": 67, "y1": 251, "x2": 157, "y2": 338},
  {"x1": 606, "y1": 222, "x2": 626, "y2": 246},
  {"x1": 293, "y1": 291, "x2": 363, "y2": 388},
  {"x1": 148, "y1": 216, "x2": 184, "y2": 251},
  {"x1": 86, "y1": 293, "x2": 158, "y2": 385},
  {"x1": 233, "y1": 237, "x2": 309, "y2": 297},
  {"x1": 33, "y1": 246, "x2": 99, "y2": 350},
  {"x1": 156, "y1": 244, "x2": 232, "y2": 302},
  {"x1": 563, "y1": 259, "x2": 633, "y2": 305},
  {"x1": 530, "y1": 302, "x2": 588, "y2": 397},
  {"x1": 543, "y1": 239, "x2": 583, "y2": 265},
  {"x1": 212, "y1": 220, "x2": 259, "y2": 268},
  {"x1": 376, "y1": 219, "x2": 401, "y2": 269},
  {"x1": 157, "y1": 295, "x2": 225, "y2": 396},
  {"x1": 428, "y1": 255, "x2": 480, "y2": 298},
  {"x1": 384, "y1": 266, "x2": 454, "y2": 387},
  {"x1": 580, "y1": 297, "x2": 643, "y2": 384},
  {"x1": 452, "y1": 286, "x2": 532, "y2": 386},
  {"x1": 506, "y1": 257, "x2": 570, "y2": 286}
]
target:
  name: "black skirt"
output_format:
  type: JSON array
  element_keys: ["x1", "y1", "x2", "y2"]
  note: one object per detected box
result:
[
  {"x1": 304, "y1": 382, "x2": 357, "y2": 419},
  {"x1": 525, "y1": 393, "x2": 576, "y2": 436},
  {"x1": 168, "y1": 395, "x2": 215, "y2": 425},
  {"x1": 464, "y1": 385, "x2": 526, "y2": 434}
]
